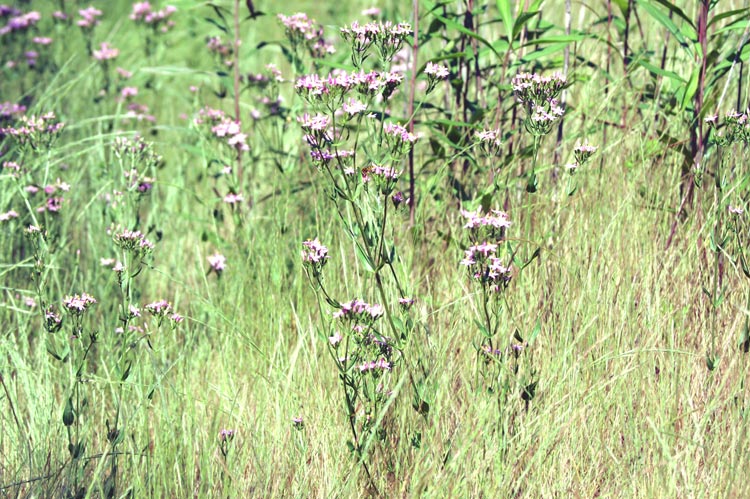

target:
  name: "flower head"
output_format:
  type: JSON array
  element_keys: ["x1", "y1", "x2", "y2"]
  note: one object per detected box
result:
[
  {"x1": 77, "y1": 6, "x2": 102, "y2": 29},
  {"x1": 93, "y1": 42, "x2": 119, "y2": 61},
  {"x1": 207, "y1": 252, "x2": 227, "y2": 273},
  {"x1": 63, "y1": 293, "x2": 97, "y2": 315}
]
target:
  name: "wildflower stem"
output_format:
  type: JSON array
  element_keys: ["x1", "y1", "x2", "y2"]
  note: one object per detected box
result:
[
  {"x1": 232, "y1": 0, "x2": 243, "y2": 189},
  {"x1": 407, "y1": 0, "x2": 419, "y2": 225}
]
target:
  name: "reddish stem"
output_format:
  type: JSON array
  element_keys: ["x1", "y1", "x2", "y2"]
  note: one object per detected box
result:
[{"x1": 408, "y1": 0, "x2": 419, "y2": 226}]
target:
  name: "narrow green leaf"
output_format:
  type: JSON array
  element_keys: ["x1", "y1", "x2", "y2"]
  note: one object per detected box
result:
[
  {"x1": 521, "y1": 43, "x2": 568, "y2": 63},
  {"x1": 354, "y1": 243, "x2": 375, "y2": 273},
  {"x1": 635, "y1": 59, "x2": 687, "y2": 83},
  {"x1": 528, "y1": 321, "x2": 541, "y2": 344},
  {"x1": 523, "y1": 33, "x2": 588, "y2": 46},
  {"x1": 512, "y1": 11, "x2": 540, "y2": 40},
  {"x1": 680, "y1": 66, "x2": 700, "y2": 110},
  {"x1": 496, "y1": 0, "x2": 514, "y2": 41},
  {"x1": 635, "y1": 0, "x2": 695, "y2": 47},
  {"x1": 708, "y1": 7, "x2": 748, "y2": 28},
  {"x1": 473, "y1": 319, "x2": 492, "y2": 338},
  {"x1": 651, "y1": 0, "x2": 695, "y2": 29},
  {"x1": 203, "y1": 17, "x2": 228, "y2": 34},
  {"x1": 612, "y1": 0, "x2": 629, "y2": 16},
  {"x1": 425, "y1": 0, "x2": 502, "y2": 58}
]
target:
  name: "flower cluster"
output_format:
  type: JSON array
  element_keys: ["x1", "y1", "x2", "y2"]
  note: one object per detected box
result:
[
  {"x1": 25, "y1": 178, "x2": 71, "y2": 214},
  {"x1": 301, "y1": 238, "x2": 329, "y2": 281},
  {"x1": 383, "y1": 122, "x2": 418, "y2": 155},
  {"x1": 357, "y1": 357, "x2": 391, "y2": 373},
  {"x1": 567, "y1": 142, "x2": 598, "y2": 175},
  {"x1": 295, "y1": 69, "x2": 404, "y2": 107},
  {"x1": 223, "y1": 192, "x2": 244, "y2": 205},
  {"x1": 0, "y1": 101, "x2": 27, "y2": 121},
  {"x1": 309, "y1": 148, "x2": 354, "y2": 168},
  {"x1": 475, "y1": 128, "x2": 502, "y2": 155},
  {"x1": 130, "y1": 2, "x2": 177, "y2": 32},
  {"x1": 424, "y1": 62, "x2": 450, "y2": 93},
  {"x1": 113, "y1": 136, "x2": 163, "y2": 170},
  {"x1": 206, "y1": 36, "x2": 232, "y2": 66},
  {"x1": 0, "y1": 210, "x2": 19, "y2": 222},
  {"x1": 461, "y1": 206, "x2": 511, "y2": 244},
  {"x1": 194, "y1": 106, "x2": 249, "y2": 152},
  {"x1": 460, "y1": 208, "x2": 513, "y2": 293},
  {"x1": 278, "y1": 12, "x2": 334, "y2": 58},
  {"x1": 460, "y1": 242, "x2": 512, "y2": 293},
  {"x1": 512, "y1": 72, "x2": 566, "y2": 106},
  {"x1": 145, "y1": 299, "x2": 183, "y2": 325},
  {"x1": 0, "y1": 112, "x2": 64, "y2": 150},
  {"x1": 341, "y1": 97, "x2": 367, "y2": 117},
  {"x1": 45, "y1": 306, "x2": 63, "y2": 333},
  {"x1": 297, "y1": 113, "x2": 331, "y2": 148},
  {"x1": 705, "y1": 110, "x2": 750, "y2": 146},
  {"x1": 112, "y1": 228, "x2": 155, "y2": 259},
  {"x1": 365, "y1": 164, "x2": 401, "y2": 195},
  {"x1": 207, "y1": 252, "x2": 226, "y2": 274},
  {"x1": 333, "y1": 298, "x2": 384, "y2": 326},
  {"x1": 218, "y1": 429, "x2": 235, "y2": 442},
  {"x1": 77, "y1": 6, "x2": 102, "y2": 29},
  {"x1": 512, "y1": 72, "x2": 567, "y2": 136},
  {"x1": 93, "y1": 42, "x2": 119, "y2": 61},
  {"x1": 331, "y1": 298, "x2": 394, "y2": 379},
  {"x1": 0, "y1": 9, "x2": 40, "y2": 36},
  {"x1": 729, "y1": 205, "x2": 744, "y2": 216},
  {"x1": 480, "y1": 342, "x2": 524, "y2": 363},
  {"x1": 123, "y1": 168, "x2": 154, "y2": 194},
  {"x1": 124, "y1": 102, "x2": 156, "y2": 123},
  {"x1": 340, "y1": 20, "x2": 411, "y2": 66},
  {"x1": 63, "y1": 293, "x2": 97, "y2": 316}
]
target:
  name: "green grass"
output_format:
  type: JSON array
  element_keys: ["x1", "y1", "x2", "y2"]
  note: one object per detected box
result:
[{"x1": 1, "y1": 0, "x2": 750, "y2": 497}]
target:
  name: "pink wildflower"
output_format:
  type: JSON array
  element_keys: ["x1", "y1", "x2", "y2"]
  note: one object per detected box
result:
[
  {"x1": 93, "y1": 42, "x2": 119, "y2": 61},
  {"x1": 207, "y1": 252, "x2": 227, "y2": 273}
]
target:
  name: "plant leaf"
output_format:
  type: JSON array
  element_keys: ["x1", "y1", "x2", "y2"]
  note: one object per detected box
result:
[{"x1": 496, "y1": 0, "x2": 514, "y2": 41}]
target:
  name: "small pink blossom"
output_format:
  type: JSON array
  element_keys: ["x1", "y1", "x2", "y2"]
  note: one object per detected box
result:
[
  {"x1": 121, "y1": 86, "x2": 138, "y2": 98},
  {"x1": 207, "y1": 252, "x2": 227, "y2": 272},
  {"x1": 223, "y1": 192, "x2": 244, "y2": 205},
  {"x1": 63, "y1": 293, "x2": 97, "y2": 314},
  {"x1": 77, "y1": 6, "x2": 102, "y2": 28},
  {"x1": 0, "y1": 210, "x2": 18, "y2": 222},
  {"x1": 93, "y1": 42, "x2": 119, "y2": 61}
]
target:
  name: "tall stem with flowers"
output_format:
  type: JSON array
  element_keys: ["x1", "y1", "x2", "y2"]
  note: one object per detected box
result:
[
  {"x1": 295, "y1": 16, "x2": 447, "y2": 491},
  {"x1": 703, "y1": 111, "x2": 750, "y2": 369}
]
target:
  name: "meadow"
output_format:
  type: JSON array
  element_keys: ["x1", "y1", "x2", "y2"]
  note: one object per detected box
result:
[{"x1": 1, "y1": 0, "x2": 749, "y2": 497}]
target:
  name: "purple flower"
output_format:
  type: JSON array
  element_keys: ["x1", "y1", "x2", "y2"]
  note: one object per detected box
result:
[
  {"x1": 398, "y1": 297, "x2": 415, "y2": 310},
  {"x1": 0, "y1": 210, "x2": 18, "y2": 222},
  {"x1": 112, "y1": 228, "x2": 155, "y2": 258},
  {"x1": 218, "y1": 429, "x2": 235, "y2": 442},
  {"x1": 207, "y1": 252, "x2": 227, "y2": 273},
  {"x1": 461, "y1": 207, "x2": 511, "y2": 231},
  {"x1": 143, "y1": 300, "x2": 172, "y2": 317},
  {"x1": 93, "y1": 42, "x2": 119, "y2": 61},
  {"x1": 729, "y1": 205, "x2": 744, "y2": 216},
  {"x1": 425, "y1": 62, "x2": 449, "y2": 79},
  {"x1": 63, "y1": 293, "x2": 97, "y2": 315},
  {"x1": 573, "y1": 142, "x2": 597, "y2": 165},
  {"x1": 301, "y1": 238, "x2": 329, "y2": 264},
  {"x1": 77, "y1": 6, "x2": 102, "y2": 28},
  {"x1": 334, "y1": 299, "x2": 384, "y2": 326},
  {"x1": 329, "y1": 332, "x2": 343, "y2": 347}
]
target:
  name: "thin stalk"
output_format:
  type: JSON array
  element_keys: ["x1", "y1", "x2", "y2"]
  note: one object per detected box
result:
[
  {"x1": 407, "y1": 0, "x2": 419, "y2": 226},
  {"x1": 232, "y1": 0, "x2": 243, "y2": 188}
]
